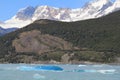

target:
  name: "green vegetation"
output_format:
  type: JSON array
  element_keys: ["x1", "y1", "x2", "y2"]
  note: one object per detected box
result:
[{"x1": 0, "y1": 10, "x2": 120, "y2": 63}]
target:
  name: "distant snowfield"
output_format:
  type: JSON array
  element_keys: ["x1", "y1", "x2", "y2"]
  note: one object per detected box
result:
[
  {"x1": 2, "y1": 17, "x2": 32, "y2": 29},
  {"x1": 0, "y1": 0, "x2": 120, "y2": 28}
]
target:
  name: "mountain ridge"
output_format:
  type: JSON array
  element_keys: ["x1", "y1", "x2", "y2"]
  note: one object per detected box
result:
[
  {"x1": 0, "y1": 0, "x2": 120, "y2": 28},
  {"x1": 0, "y1": 10, "x2": 120, "y2": 63},
  {"x1": 0, "y1": 27, "x2": 17, "y2": 36}
]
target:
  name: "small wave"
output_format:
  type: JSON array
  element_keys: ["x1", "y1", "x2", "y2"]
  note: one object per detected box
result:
[
  {"x1": 93, "y1": 64, "x2": 109, "y2": 67},
  {"x1": 33, "y1": 73, "x2": 45, "y2": 80},
  {"x1": 0, "y1": 67, "x2": 18, "y2": 71},
  {"x1": 74, "y1": 69, "x2": 116, "y2": 74},
  {"x1": 97, "y1": 69, "x2": 116, "y2": 74},
  {"x1": 78, "y1": 64, "x2": 87, "y2": 67}
]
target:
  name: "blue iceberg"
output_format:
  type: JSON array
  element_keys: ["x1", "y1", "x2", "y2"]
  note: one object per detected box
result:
[
  {"x1": 35, "y1": 66, "x2": 63, "y2": 71},
  {"x1": 18, "y1": 65, "x2": 63, "y2": 71}
]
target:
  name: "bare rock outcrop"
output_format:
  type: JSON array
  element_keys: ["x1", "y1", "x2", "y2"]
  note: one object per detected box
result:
[{"x1": 12, "y1": 30, "x2": 73, "y2": 54}]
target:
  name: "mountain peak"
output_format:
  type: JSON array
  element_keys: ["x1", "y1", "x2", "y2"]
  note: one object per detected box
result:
[
  {"x1": 91, "y1": 0, "x2": 110, "y2": 3},
  {"x1": 39, "y1": 5, "x2": 51, "y2": 8},
  {"x1": 114, "y1": 0, "x2": 120, "y2": 7},
  {"x1": 15, "y1": 6, "x2": 35, "y2": 20},
  {"x1": 1, "y1": 0, "x2": 120, "y2": 28},
  {"x1": 88, "y1": 0, "x2": 112, "y2": 8},
  {"x1": 103, "y1": 0, "x2": 120, "y2": 14}
]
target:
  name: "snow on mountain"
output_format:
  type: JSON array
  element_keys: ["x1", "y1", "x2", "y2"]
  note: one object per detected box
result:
[
  {"x1": 114, "y1": 0, "x2": 120, "y2": 8},
  {"x1": 0, "y1": 0, "x2": 120, "y2": 28},
  {"x1": 0, "y1": 26, "x2": 17, "y2": 36},
  {"x1": 3, "y1": 17, "x2": 32, "y2": 28},
  {"x1": 71, "y1": 0, "x2": 112, "y2": 20},
  {"x1": 0, "y1": 6, "x2": 35, "y2": 28},
  {"x1": 0, "y1": 21, "x2": 3, "y2": 24},
  {"x1": 32, "y1": 6, "x2": 71, "y2": 21},
  {"x1": 15, "y1": 6, "x2": 35, "y2": 20},
  {"x1": 104, "y1": 0, "x2": 120, "y2": 14}
]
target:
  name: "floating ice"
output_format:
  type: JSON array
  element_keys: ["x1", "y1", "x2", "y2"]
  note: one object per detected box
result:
[
  {"x1": 33, "y1": 73, "x2": 45, "y2": 79},
  {"x1": 97, "y1": 69, "x2": 116, "y2": 74},
  {"x1": 17, "y1": 66, "x2": 34, "y2": 71},
  {"x1": 74, "y1": 69, "x2": 96, "y2": 73},
  {"x1": 34, "y1": 66, "x2": 63, "y2": 71},
  {"x1": 78, "y1": 64, "x2": 87, "y2": 67},
  {"x1": 74, "y1": 69, "x2": 116, "y2": 74},
  {"x1": 18, "y1": 65, "x2": 63, "y2": 71}
]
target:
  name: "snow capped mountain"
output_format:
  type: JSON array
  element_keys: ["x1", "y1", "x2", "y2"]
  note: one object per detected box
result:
[
  {"x1": 32, "y1": 6, "x2": 71, "y2": 21},
  {"x1": 15, "y1": 6, "x2": 35, "y2": 20},
  {"x1": 71, "y1": 0, "x2": 112, "y2": 20},
  {"x1": 104, "y1": 0, "x2": 120, "y2": 14},
  {"x1": 0, "y1": 0, "x2": 120, "y2": 28},
  {"x1": 1, "y1": 6, "x2": 35, "y2": 29},
  {"x1": 112, "y1": 0, "x2": 120, "y2": 10}
]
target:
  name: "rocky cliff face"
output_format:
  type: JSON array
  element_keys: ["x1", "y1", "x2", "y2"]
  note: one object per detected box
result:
[{"x1": 12, "y1": 30, "x2": 73, "y2": 54}]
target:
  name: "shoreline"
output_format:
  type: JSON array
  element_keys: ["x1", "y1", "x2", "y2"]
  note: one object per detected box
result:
[{"x1": 0, "y1": 61, "x2": 120, "y2": 65}]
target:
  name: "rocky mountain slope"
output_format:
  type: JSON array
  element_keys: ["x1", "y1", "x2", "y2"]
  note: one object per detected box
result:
[
  {"x1": 0, "y1": 0, "x2": 120, "y2": 28},
  {"x1": 0, "y1": 10, "x2": 120, "y2": 63}
]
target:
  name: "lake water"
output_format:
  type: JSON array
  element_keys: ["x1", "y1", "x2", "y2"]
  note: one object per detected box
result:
[{"x1": 0, "y1": 64, "x2": 120, "y2": 80}]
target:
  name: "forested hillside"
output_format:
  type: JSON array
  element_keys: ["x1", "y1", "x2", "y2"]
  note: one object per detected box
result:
[{"x1": 0, "y1": 10, "x2": 120, "y2": 63}]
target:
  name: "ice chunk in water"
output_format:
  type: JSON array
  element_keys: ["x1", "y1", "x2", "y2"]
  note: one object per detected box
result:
[
  {"x1": 78, "y1": 64, "x2": 87, "y2": 67},
  {"x1": 35, "y1": 65, "x2": 63, "y2": 71},
  {"x1": 97, "y1": 69, "x2": 116, "y2": 74},
  {"x1": 18, "y1": 65, "x2": 63, "y2": 71},
  {"x1": 74, "y1": 69, "x2": 116, "y2": 74},
  {"x1": 33, "y1": 74, "x2": 45, "y2": 79}
]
